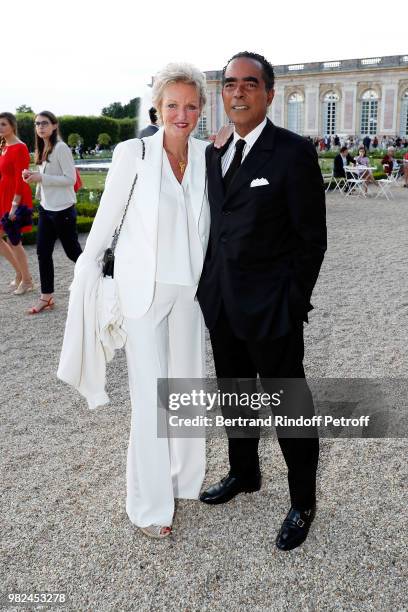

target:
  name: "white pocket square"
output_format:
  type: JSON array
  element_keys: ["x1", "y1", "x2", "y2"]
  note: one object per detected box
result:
[{"x1": 250, "y1": 178, "x2": 269, "y2": 187}]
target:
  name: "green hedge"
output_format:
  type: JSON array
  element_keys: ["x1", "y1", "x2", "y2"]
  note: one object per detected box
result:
[
  {"x1": 16, "y1": 114, "x2": 137, "y2": 152},
  {"x1": 76, "y1": 203, "x2": 99, "y2": 217},
  {"x1": 58, "y1": 116, "x2": 120, "y2": 149},
  {"x1": 117, "y1": 118, "x2": 137, "y2": 141}
]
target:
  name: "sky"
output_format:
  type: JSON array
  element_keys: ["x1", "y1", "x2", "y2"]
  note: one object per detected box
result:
[{"x1": 3, "y1": 0, "x2": 407, "y2": 117}]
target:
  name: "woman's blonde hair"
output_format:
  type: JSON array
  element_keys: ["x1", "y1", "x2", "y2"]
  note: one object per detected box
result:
[{"x1": 152, "y1": 62, "x2": 207, "y2": 121}]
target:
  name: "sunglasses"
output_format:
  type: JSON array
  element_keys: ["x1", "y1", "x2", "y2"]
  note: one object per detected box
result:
[{"x1": 35, "y1": 121, "x2": 51, "y2": 127}]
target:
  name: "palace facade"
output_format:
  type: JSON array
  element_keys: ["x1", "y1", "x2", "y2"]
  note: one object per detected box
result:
[{"x1": 198, "y1": 55, "x2": 408, "y2": 139}]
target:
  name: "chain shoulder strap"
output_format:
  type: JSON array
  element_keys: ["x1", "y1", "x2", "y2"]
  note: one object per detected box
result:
[{"x1": 110, "y1": 138, "x2": 145, "y2": 253}]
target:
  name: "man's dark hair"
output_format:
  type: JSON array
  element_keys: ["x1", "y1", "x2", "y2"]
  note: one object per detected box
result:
[
  {"x1": 222, "y1": 51, "x2": 275, "y2": 91},
  {"x1": 340, "y1": 146, "x2": 348, "y2": 153},
  {"x1": 149, "y1": 107, "x2": 158, "y2": 124}
]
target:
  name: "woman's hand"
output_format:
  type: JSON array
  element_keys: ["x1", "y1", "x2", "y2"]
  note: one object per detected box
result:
[
  {"x1": 9, "y1": 202, "x2": 19, "y2": 221},
  {"x1": 22, "y1": 171, "x2": 42, "y2": 184},
  {"x1": 214, "y1": 125, "x2": 234, "y2": 149}
]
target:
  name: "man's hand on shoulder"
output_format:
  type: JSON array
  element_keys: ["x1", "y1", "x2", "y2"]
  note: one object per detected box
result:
[{"x1": 214, "y1": 125, "x2": 234, "y2": 149}]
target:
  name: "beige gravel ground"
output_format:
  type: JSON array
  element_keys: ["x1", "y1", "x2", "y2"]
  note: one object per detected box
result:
[{"x1": 1, "y1": 184, "x2": 407, "y2": 611}]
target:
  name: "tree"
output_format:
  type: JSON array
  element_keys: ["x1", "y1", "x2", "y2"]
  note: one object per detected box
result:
[
  {"x1": 123, "y1": 97, "x2": 140, "y2": 119},
  {"x1": 101, "y1": 102, "x2": 124, "y2": 119},
  {"x1": 16, "y1": 104, "x2": 34, "y2": 113},
  {"x1": 68, "y1": 133, "x2": 83, "y2": 147},
  {"x1": 97, "y1": 133, "x2": 111, "y2": 147},
  {"x1": 16, "y1": 113, "x2": 35, "y2": 151},
  {"x1": 101, "y1": 97, "x2": 140, "y2": 119}
]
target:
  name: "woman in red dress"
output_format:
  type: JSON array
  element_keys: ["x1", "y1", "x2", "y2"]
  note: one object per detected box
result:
[{"x1": 0, "y1": 112, "x2": 33, "y2": 293}]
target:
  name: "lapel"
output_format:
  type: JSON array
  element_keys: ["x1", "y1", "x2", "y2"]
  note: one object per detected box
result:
[
  {"x1": 224, "y1": 119, "x2": 277, "y2": 206},
  {"x1": 208, "y1": 136, "x2": 233, "y2": 211},
  {"x1": 134, "y1": 128, "x2": 163, "y2": 247},
  {"x1": 187, "y1": 137, "x2": 207, "y2": 228}
]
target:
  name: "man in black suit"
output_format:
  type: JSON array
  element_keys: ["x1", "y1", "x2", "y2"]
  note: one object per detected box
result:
[
  {"x1": 138, "y1": 107, "x2": 159, "y2": 138},
  {"x1": 197, "y1": 52, "x2": 327, "y2": 551},
  {"x1": 333, "y1": 146, "x2": 355, "y2": 178}
]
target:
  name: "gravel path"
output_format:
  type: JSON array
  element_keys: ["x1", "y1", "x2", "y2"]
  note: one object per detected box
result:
[{"x1": 1, "y1": 186, "x2": 407, "y2": 611}]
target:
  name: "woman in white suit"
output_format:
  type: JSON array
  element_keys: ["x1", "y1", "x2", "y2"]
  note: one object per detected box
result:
[{"x1": 59, "y1": 63, "x2": 210, "y2": 538}]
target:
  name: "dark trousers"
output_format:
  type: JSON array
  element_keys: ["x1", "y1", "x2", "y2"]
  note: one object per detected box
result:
[
  {"x1": 209, "y1": 306, "x2": 319, "y2": 510},
  {"x1": 37, "y1": 205, "x2": 82, "y2": 294}
]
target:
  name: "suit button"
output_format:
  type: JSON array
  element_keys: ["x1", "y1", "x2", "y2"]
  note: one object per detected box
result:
[
  {"x1": 222, "y1": 210, "x2": 232, "y2": 215},
  {"x1": 220, "y1": 236, "x2": 228, "y2": 243}
]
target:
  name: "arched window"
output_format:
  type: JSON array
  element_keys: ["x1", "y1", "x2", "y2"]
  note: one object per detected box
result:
[
  {"x1": 287, "y1": 93, "x2": 304, "y2": 134},
  {"x1": 360, "y1": 90, "x2": 378, "y2": 136},
  {"x1": 400, "y1": 90, "x2": 408, "y2": 137},
  {"x1": 322, "y1": 91, "x2": 339, "y2": 135}
]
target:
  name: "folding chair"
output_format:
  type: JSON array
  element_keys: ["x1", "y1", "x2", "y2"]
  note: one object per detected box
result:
[
  {"x1": 331, "y1": 175, "x2": 347, "y2": 195},
  {"x1": 376, "y1": 178, "x2": 394, "y2": 200},
  {"x1": 345, "y1": 178, "x2": 366, "y2": 198},
  {"x1": 322, "y1": 174, "x2": 332, "y2": 193},
  {"x1": 389, "y1": 166, "x2": 401, "y2": 185},
  {"x1": 344, "y1": 167, "x2": 366, "y2": 198}
]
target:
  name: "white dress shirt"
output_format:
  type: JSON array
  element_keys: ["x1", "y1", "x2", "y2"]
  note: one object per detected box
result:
[
  {"x1": 221, "y1": 117, "x2": 267, "y2": 176},
  {"x1": 155, "y1": 152, "x2": 202, "y2": 286}
]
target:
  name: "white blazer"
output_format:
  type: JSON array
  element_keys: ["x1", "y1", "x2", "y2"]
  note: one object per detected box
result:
[
  {"x1": 58, "y1": 128, "x2": 210, "y2": 408},
  {"x1": 83, "y1": 127, "x2": 210, "y2": 318}
]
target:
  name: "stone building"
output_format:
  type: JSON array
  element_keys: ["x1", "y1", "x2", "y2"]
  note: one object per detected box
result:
[{"x1": 199, "y1": 55, "x2": 408, "y2": 139}]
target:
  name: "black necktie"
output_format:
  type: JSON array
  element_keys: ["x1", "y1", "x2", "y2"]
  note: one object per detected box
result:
[{"x1": 223, "y1": 139, "x2": 246, "y2": 190}]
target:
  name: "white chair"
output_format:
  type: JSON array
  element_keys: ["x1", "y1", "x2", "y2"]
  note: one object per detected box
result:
[
  {"x1": 381, "y1": 164, "x2": 400, "y2": 184},
  {"x1": 344, "y1": 167, "x2": 366, "y2": 198},
  {"x1": 322, "y1": 174, "x2": 333, "y2": 193},
  {"x1": 389, "y1": 166, "x2": 402, "y2": 185},
  {"x1": 376, "y1": 177, "x2": 394, "y2": 200},
  {"x1": 331, "y1": 174, "x2": 347, "y2": 195}
]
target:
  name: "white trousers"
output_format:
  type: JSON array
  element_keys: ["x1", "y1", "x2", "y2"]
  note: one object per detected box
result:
[{"x1": 124, "y1": 282, "x2": 206, "y2": 527}]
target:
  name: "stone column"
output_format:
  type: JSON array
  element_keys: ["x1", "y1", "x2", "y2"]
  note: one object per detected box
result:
[
  {"x1": 381, "y1": 84, "x2": 398, "y2": 134},
  {"x1": 304, "y1": 87, "x2": 319, "y2": 137},
  {"x1": 342, "y1": 85, "x2": 357, "y2": 135},
  {"x1": 271, "y1": 89, "x2": 284, "y2": 127}
]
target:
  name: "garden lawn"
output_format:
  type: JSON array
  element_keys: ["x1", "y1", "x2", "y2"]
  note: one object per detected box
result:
[{"x1": 80, "y1": 172, "x2": 107, "y2": 190}]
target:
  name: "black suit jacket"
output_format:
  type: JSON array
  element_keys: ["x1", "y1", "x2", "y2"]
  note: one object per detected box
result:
[
  {"x1": 138, "y1": 124, "x2": 159, "y2": 138},
  {"x1": 197, "y1": 119, "x2": 327, "y2": 341},
  {"x1": 333, "y1": 153, "x2": 354, "y2": 178}
]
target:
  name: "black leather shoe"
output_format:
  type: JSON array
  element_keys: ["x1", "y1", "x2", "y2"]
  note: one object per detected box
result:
[
  {"x1": 275, "y1": 504, "x2": 316, "y2": 551},
  {"x1": 199, "y1": 472, "x2": 261, "y2": 505}
]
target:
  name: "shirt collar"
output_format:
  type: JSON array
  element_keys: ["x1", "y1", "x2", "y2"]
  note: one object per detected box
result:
[{"x1": 233, "y1": 117, "x2": 267, "y2": 151}]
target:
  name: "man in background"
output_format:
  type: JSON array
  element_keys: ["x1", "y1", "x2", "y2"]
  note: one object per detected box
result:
[{"x1": 139, "y1": 107, "x2": 159, "y2": 138}]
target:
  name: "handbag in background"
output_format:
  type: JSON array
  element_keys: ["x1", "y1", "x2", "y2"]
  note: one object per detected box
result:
[{"x1": 74, "y1": 168, "x2": 83, "y2": 192}]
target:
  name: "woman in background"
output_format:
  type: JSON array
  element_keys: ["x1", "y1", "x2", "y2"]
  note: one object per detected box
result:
[
  {"x1": 23, "y1": 111, "x2": 82, "y2": 314},
  {"x1": 355, "y1": 145, "x2": 375, "y2": 192},
  {"x1": 0, "y1": 112, "x2": 33, "y2": 293}
]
